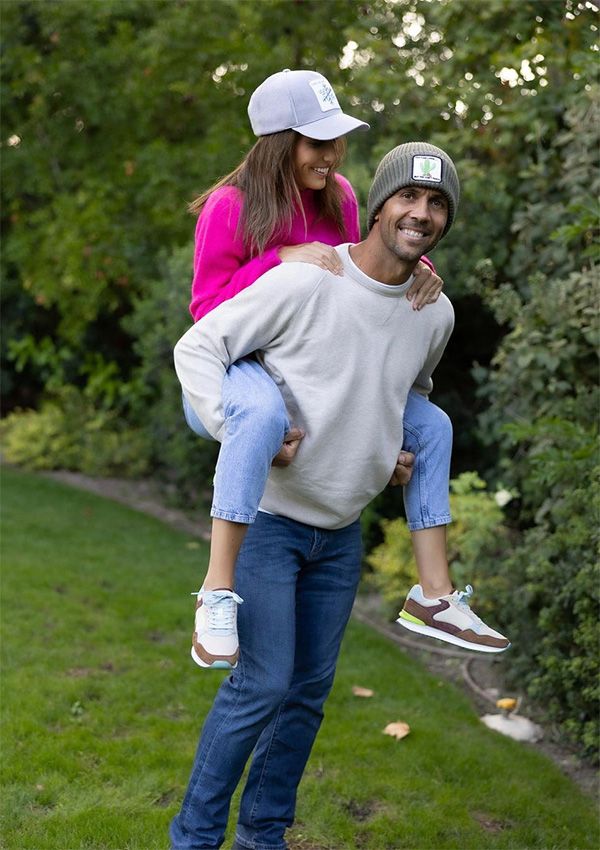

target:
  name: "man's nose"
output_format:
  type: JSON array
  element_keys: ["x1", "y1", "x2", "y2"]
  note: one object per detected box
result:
[{"x1": 410, "y1": 196, "x2": 431, "y2": 220}]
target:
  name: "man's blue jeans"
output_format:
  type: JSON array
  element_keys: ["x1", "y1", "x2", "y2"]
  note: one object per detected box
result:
[
  {"x1": 169, "y1": 512, "x2": 363, "y2": 850},
  {"x1": 183, "y1": 358, "x2": 452, "y2": 530}
]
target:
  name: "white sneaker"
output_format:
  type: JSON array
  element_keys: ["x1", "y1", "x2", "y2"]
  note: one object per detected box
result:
[
  {"x1": 191, "y1": 587, "x2": 243, "y2": 669},
  {"x1": 397, "y1": 584, "x2": 510, "y2": 653}
]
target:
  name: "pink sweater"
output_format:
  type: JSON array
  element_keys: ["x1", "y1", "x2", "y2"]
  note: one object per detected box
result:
[
  {"x1": 189, "y1": 174, "x2": 360, "y2": 321},
  {"x1": 189, "y1": 173, "x2": 434, "y2": 321}
]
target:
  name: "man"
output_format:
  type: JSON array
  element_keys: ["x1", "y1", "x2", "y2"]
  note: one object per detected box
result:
[{"x1": 171, "y1": 142, "x2": 458, "y2": 850}]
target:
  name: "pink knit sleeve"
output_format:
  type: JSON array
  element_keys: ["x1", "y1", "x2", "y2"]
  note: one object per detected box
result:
[
  {"x1": 189, "y1": 187, "x2": 282, "y2": 322},
  {"x1": 336, "y1": 173, "x2": 361, "y2": 242}
]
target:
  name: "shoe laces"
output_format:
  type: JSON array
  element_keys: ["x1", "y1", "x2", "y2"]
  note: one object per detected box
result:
[
  {"x1": 454, "y1": 584, "x2": 474, "y2": 609},
  {"x1": 191, "y1": 589, "x2": 243, "y2": 632},
  {"x1": 452, "y1": 585, "x2": 484, "y2": 626}
]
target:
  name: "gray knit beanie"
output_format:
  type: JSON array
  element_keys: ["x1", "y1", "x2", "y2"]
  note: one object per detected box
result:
[{"x1": 367, "y1": 142, "x2": 460, "y2": 237}]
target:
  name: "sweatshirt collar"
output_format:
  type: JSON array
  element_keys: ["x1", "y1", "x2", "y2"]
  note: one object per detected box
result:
[{"x1": 337, "y1": 243, "x2": 415, "y2": 297}]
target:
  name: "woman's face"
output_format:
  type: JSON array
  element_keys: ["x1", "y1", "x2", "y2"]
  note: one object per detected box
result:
[{"x1": 293, "y1": 135, "x2": 338, "y2": 191}]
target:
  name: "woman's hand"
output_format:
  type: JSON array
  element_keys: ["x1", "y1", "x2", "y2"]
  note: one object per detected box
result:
[
  {"x1": 278, "y1": 243, "x2": 344, "y2": 276},
  {"x1": 407, "y1": 261, "x2": 444, "y2": 311}
]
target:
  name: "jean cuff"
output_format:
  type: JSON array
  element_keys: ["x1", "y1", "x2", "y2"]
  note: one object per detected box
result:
[
  {"x1": 233, "y1": 835, "x2": 287, "y2": 850},
  {"x1": 407, "y1": 513, "x2": 452, "y2": 531},
  {"x1": 210, "y1": 508, "x2": 255, "y2": 524}
]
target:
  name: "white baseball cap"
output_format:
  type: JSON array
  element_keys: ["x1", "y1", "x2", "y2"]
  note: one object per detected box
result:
[{"x1": 248, "y1": 69, "x2": 370, "y2": 140}]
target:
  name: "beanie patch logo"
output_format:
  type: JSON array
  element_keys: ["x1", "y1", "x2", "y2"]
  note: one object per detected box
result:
[
  {"x1": 412, "y1": 155, "x2": 442, "y2": 182},
  {"x1": 309, "y1": 79, "x2": 340, "y2": 113}
]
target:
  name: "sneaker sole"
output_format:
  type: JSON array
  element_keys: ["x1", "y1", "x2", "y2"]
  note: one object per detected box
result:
[
  {"x1": 191, "y1": 646, "x2": 238, "y2": 670},
  {"x1": 396, "y1": 616, "x2": 510, "y2": 653}
]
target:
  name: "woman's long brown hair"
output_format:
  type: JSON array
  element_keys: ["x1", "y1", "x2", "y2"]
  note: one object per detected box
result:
[{"x1": 188, "y1": 131, "x2": 347, "y2": 256}]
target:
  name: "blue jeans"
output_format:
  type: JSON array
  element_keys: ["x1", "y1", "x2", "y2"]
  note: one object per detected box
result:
[
  {"x1": 182, "y1": 358, "x2": 452, "y2": 529},
  {"x1": 401, "y1": 389, "x2": 452, "y2": 530},
  {"x1": 169, "y1": 512, "x2": 363, "y2": 850}
]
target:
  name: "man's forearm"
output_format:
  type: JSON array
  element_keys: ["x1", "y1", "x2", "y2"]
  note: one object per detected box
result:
[
  {"x1": 174, "y1": 322, "x2": 230, "y2": 439},
  {"x1": 174, "y1": 268, "x2": 308, "y2": 439}
]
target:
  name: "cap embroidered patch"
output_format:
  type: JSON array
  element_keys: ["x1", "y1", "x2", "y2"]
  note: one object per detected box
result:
[
  {"x1": 412, "y1": 155, "x2": 442, "y2": 182},
  {"x1": 309, "y1": 79, "x2": 340, "y2": 112}
]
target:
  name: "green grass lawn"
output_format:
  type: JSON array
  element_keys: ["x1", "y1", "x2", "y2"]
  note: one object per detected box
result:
[{"x1": 1, "y1": 466, "x2": 598, "y2": 850}]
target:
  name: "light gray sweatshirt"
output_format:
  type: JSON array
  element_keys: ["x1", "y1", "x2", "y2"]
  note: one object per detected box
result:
[{"x1": 174, "y1": 243, "x2": 454, "y2": 529}]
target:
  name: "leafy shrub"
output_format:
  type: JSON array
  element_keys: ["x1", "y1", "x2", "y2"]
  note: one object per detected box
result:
[
  {"x1": 472, "y1": 415, "x2": 600, "y2": 755},
  {"x1": 124, "y1": 245, "x2": 219, "y2": 504},
  {"x1": 1, "y1": 386, "x2": 150, "y2": 477},
  {"x1": 3, "y1": 244, "x2": 219, "y2": 502},
  {"x1": 464, "y1": 81, "x2": 600, "y2": 758},
  {"x1": 469, "y1": 270, "x2": 599, "y2": 758}
]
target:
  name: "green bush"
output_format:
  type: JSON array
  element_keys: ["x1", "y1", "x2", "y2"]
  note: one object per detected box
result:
[
  {"x1": 1, "y1": 386, "x2": 150, "y2": 477},
  {"x1": 124, "y1": 244, "x2": 219, "y2": 504},
  {"x1": 367, "y1": 472, "x2": 510, "y2": 618},
  {"x1": 471, "y1": 270, "x2": 600, "y2": 757},
  {"x1": 464, "y1": 80, "x2": 600, "y2": 758},
  {"x1": 2, "y1": 244, "x2": 218, "y2": 503},
  {"x1": 472, "y1": 414, "x2": 600, "y2": 757}
]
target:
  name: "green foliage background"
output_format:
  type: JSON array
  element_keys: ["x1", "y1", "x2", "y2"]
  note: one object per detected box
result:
[{"x1": 2, "y1": 0, "x2": 599, "y2": 754}]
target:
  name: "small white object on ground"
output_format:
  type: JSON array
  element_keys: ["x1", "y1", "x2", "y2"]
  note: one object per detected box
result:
[{"x1": 481, "y1": 712, "x2": 544, "y2": 742}]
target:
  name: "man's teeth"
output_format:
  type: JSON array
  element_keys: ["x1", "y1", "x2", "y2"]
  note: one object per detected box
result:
[{"x1": 400, "y1": 228, "x2": 425, "y2": 237}]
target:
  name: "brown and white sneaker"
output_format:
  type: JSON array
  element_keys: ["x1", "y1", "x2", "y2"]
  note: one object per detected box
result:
[
  {"x1": 191, "y1": 587, "x2": 243, "y2": 669},
  {"x1": 397, "y1": 584, "x2": 510, "y2": 653}
]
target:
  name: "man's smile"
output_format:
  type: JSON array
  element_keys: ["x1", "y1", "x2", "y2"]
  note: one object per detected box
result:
[{"x1": 397, "y1": 224, "x2": 430, "y2": 240}]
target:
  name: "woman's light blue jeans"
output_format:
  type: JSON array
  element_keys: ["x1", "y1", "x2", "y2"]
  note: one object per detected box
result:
[
  {"x1": 169, "y1": 511, "x2": 363, "y2": 850},
  {"x1": 182, "y1": 358, "x2": 452, "y2": 530}
]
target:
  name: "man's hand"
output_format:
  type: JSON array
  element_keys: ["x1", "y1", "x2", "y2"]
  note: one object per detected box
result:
[
  {"x1": 389, "y1": 451, "x2": 415, "y2": 487},
  {"x1": 272, "y1": 428, "x2": 305, "y2": 467},
  {"x1": 406, "y1": 261, "x2": 444, "y2": 311}
]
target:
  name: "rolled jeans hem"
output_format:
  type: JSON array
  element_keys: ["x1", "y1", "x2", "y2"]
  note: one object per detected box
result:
[
  {"x1": 234, "y1": 832, "x2": 287, "y2": 850},
  {"x1": 406, "y1": 513, "x2": 452, "y2": 532},
  {"x1": 210, "y1": 508, "x2": 255, "y2": 524}
]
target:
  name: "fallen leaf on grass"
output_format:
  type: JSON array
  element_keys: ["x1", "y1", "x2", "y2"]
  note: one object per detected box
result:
[
  {"x1": 352, "y1": 685, "x2": 374, "y2": 698},
  {"x1": 383, "y1": 721, "x2": 410, "y2": 740}
]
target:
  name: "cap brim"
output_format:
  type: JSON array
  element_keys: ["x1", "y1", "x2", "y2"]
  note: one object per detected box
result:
[{"x1": 293, "y1": 112, "x2": 370, "y2": 141}]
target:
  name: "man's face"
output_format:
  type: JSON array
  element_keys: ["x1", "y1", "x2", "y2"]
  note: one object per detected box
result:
[{"x1": 375, "y1": 186, "x2": 449, "y2": 262}]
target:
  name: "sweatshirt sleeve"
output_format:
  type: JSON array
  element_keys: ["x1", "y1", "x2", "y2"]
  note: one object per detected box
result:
[
  {"x1": 176, "y1": 267, "x2": 322, "y2": 440},
  {"x1": 189, "y1": 187, "x2": 282, "y2": 322},
  {"x1": 410, "y1": 296, "x2": 455, "y2": 398}
]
